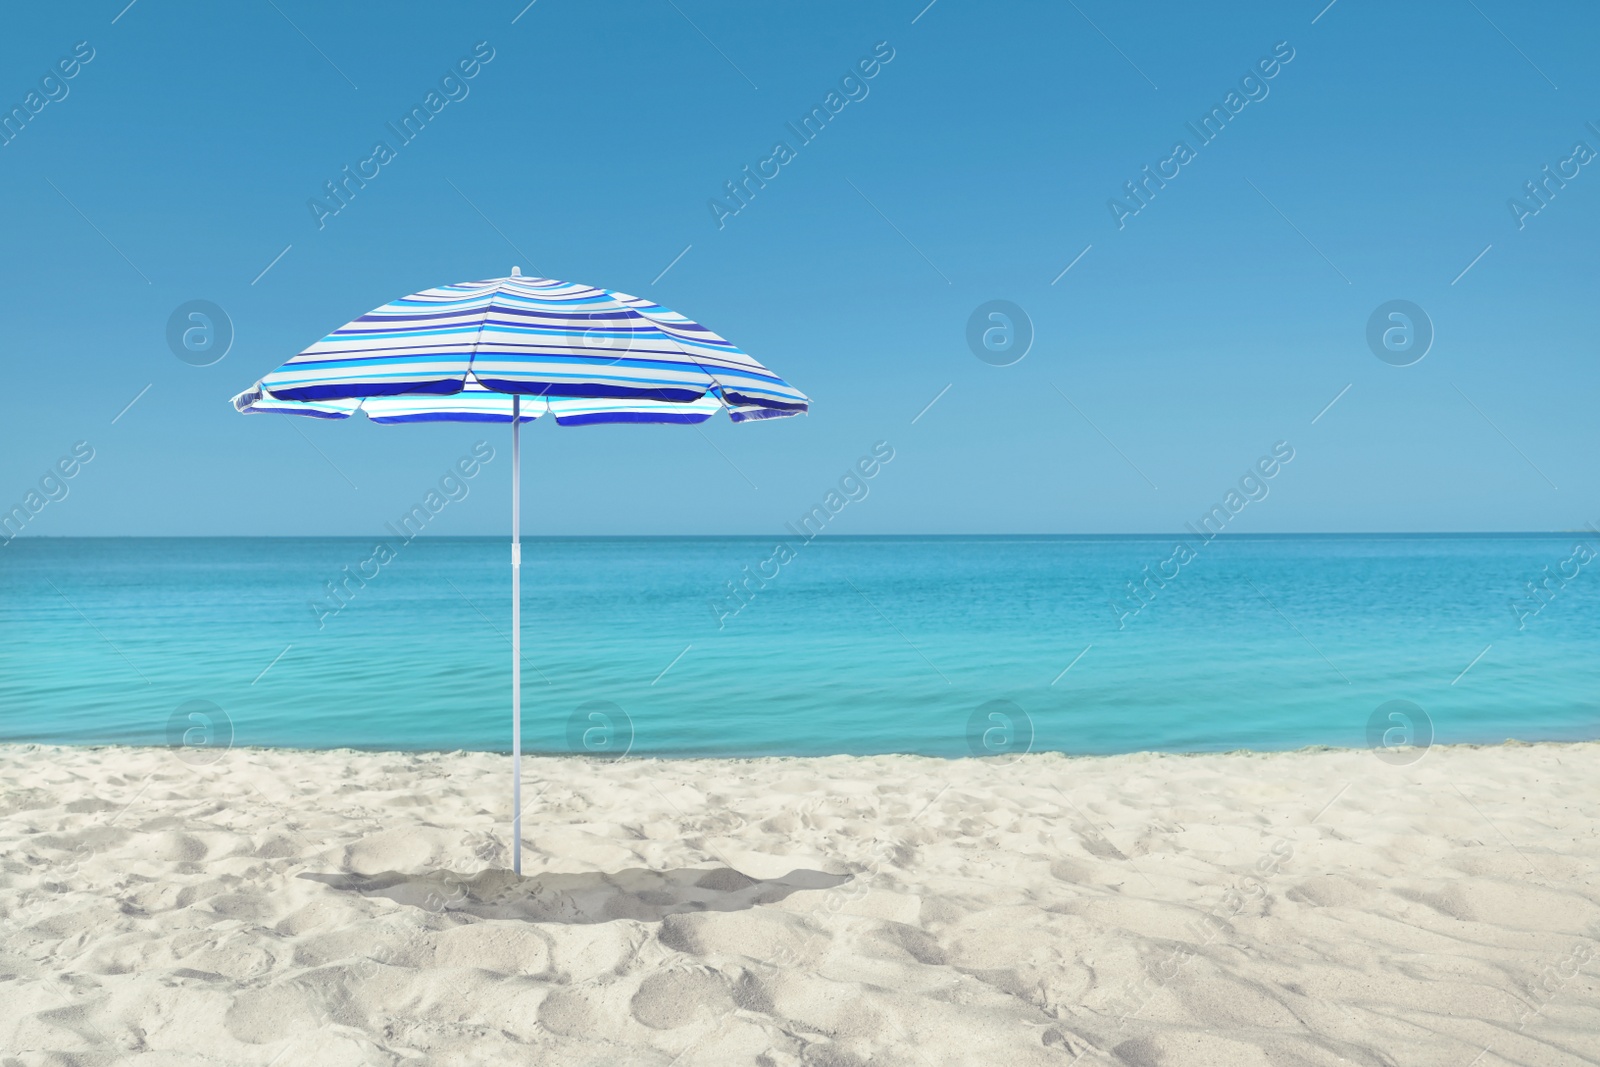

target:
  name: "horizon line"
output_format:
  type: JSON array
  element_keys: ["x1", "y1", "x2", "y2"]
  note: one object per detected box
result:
[{"x1": 4, "y1": 531, "x2": 1596, "y2": 542}]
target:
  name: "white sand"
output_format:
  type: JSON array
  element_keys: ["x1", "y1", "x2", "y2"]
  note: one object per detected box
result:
[{"x1": 3, "y1": 741, "x2": 1598, "y2": 1066}]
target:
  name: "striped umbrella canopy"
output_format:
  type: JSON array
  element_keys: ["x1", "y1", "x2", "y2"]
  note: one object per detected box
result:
[
  {"x1": 232, "y1": 268, "x2": 808, "y2": 424},
  {"x1": 231, "y1": 269, "x2": 808, "y2": 873}
]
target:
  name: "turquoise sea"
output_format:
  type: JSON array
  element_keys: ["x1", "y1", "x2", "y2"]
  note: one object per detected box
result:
[{"x1": 1, "y1": 535, "x2": 1596, "y2": 757}]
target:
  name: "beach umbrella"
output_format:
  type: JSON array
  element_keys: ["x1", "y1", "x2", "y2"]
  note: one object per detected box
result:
[{"x1": 231, "y1": 269, "x2": 808, "y2": 873}]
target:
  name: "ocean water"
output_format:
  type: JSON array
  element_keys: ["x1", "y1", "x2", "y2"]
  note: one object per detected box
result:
[{"x1": 1, "y1": 535, "x2": 1596, "y2": 758}]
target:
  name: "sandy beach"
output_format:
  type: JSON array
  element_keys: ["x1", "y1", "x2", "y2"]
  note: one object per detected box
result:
[{"x1": 3, "y1": 741, "x2": 1597, "y2": 1066}]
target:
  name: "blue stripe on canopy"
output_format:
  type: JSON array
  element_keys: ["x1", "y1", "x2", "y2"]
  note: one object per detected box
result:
[
  {"x1": 230, "y1": 271, "x2": 808, "y2": 425},
  {"x1": 236, "y1": 381, "x2": 729, "y2": 426}
]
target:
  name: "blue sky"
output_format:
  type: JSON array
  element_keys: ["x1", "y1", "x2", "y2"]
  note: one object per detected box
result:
[{"x1": 1, "y1": 0, "x2": 1596, "y2": 536}]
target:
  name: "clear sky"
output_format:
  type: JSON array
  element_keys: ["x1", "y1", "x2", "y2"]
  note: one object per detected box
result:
[{"x1": 1, "y1": 0, "x2": 1595, "y2": 537}]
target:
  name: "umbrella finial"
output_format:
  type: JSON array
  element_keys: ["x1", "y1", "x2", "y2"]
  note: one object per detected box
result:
[{"x1": 511, "y1": 266, "x2": 521, "y2": 277}]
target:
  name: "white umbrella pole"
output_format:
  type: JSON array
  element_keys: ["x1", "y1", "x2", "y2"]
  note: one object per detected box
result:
[{"x1": 511, "y1": 394, "x2": 522, "y2": 876}]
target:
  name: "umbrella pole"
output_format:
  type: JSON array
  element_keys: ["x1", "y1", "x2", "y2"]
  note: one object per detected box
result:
[{"x1": 511, "y1": 394, "x2": 522, "y2": 876}]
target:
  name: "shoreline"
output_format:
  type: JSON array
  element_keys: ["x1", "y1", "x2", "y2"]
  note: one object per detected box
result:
[
  {"x1": 6, "y1": 739, "x2": 1598, "y2": 1064},
  {"x1": 2, "y1": 734, "x2": 1594, "y2": 761}
]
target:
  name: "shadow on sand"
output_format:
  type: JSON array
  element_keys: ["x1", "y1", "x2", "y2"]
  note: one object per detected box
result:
[{"x1": 301, "y1": 866, "x2": 851, "y2": 924}]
